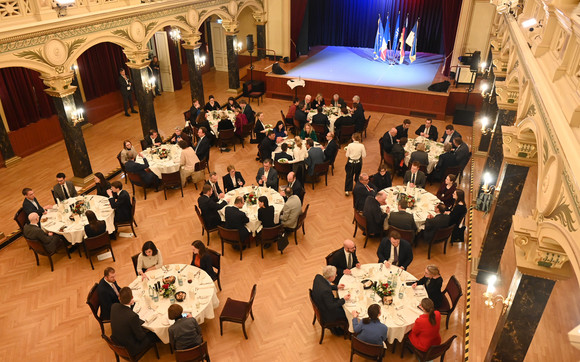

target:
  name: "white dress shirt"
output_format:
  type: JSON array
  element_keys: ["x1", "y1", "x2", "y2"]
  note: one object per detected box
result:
[{"x1": 345, "y1": 141, "x2": 366, "y2": 161}]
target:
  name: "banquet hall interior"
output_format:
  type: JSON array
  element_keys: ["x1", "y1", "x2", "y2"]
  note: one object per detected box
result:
[{"x1": 1, "y1": 0, "x2": 580, "y2": 361}]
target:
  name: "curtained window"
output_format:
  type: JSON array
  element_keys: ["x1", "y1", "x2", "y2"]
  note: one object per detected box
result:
[{"x1": 76, "y1": 42, "x2": 128, "y2": 101}]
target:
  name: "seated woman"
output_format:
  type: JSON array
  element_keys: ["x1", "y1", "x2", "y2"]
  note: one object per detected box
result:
[
  {"x1": 168, "y1": 304, "x2": 203, "y2": 351},
  {"x1": 222, "y1": 165, "x2": 245, "y2": 193},
  {"x1": 352, "y1": 304, "x2": 388, "y2": 345},
  {"x1": 233, "y1": 107, "x2": 248, "y2": 138},
  {"x1": 311, "y1": 93, "x2": 325, "y2": 109},
  {"x1": 191, "y1": 240, "x2": 216, "y2": 280},
  {"x1": 136, "y1": 241, "x2": 163, "y2": 277},
  {"x1": 371, "y1": 163, "x2": 392, "y2": 191},
  {"x1": 94, "y1": 172, "x2": 111, "y2": 197},
  {"x1": 257, "y1": 196, "x2": 276, "y2": 228},
  {"x1": 225, "y1": 96, "x2": 239, "y2": 111},
  {"x1": 274, "y1": 120, "x2": 287, "y2": 139},
  {"x1": 408, "y1": 298, "x2": 441, "y2": 352},
  {"x1": 119, "y1": 140, "x2": 138, "y2": 164},
  {"x1": 179, "y1": 140, "x2": 200, "y2": 186},
  {"x1": 299, "y1": 123, "x2": 318, "y2": 142},
  {"x1": 412, "y1": 265, "x2": 444, "y2": 309},
  {"x1": 448, "y1": 189, "x2": 467, "y2": 227},
  {"x1": 217, "y1": 114, "x2": 234, "y2": 131},
  {"x1": 409, "y1": 142, "x2": 429, "y2": 166},
  {"x1": 436, "y1": 174, "x2": 457, "y2": 210},
  {"x1": 84, "y1": 210, "x2": 106, "y2": 238}
]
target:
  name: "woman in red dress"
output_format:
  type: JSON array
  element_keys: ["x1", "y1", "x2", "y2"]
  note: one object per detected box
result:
[{"x1": 408, "y1": 298, "x2": 442, "y2": 352}]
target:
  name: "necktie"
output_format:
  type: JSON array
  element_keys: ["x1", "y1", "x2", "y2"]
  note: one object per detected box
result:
[
  {"x1": 63, "y1": 185, "x2": 70, "y2": 199},
  {"x1": 365, "y1": 185, "x2": 371, "y2": 192},
  {"x1": 412, "y1": 173, "x2": 416, "y2": 184},
  {"x1": 347, "y1": 253, "x2": 352, "y2": 269},
  {"x1": 393, "y1": 246, "x2": 399, "y2": 265},
  {"x1": 112, "y1": 283, "x2": 119, "y2": 297},
  {"x1": 212, "y1": 183, "x2": 217, "y2": 197},
  {"x1": 425, "y1": 127, "x2": 429, "y2": 136}
]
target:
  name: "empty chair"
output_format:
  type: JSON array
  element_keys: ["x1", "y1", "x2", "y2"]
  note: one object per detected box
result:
[
  {"x1": 115, "y1": 196, "x2": 138, "y2": 237},
  {"x1": 428, "y1": 224, "x2": 455, "y2": 259},
  {"x1": 219, "y1": 284, "x2": 257, "y2": 339},
  {"x1": 350, "y1": 335, "x2": 385, "y2": 362},
  {"x1": 363, "y1": 115, "x2": 371, "y2": 139},
  {"x1": 401, "y1": 334, "x2": 457, "y2": 361},
  {"x1": 246, "y1": 82, "x2": 264, "y2": 105},
  {"x1": 325, "y1": 249, "x2": 341, "y2": 266},
  {"x1": 217, "y1": 226, "x2": 245, "y2": 260},
  {"x1": 438, "y1": 275, "x2": 463, "y2": 329},
  {"x1": 161, "y1": 170, "x2": 184, "y2": 200},
  {"x1": 206, "y1": 248, "x2": 222, "y2": 291},
  {"x1": 131, "y1": 253, "x2": 140, "y2": 277},
  {"x1": 285, "y1": 204, "x2": 309, "y2": 245},
  {"x1": 308, "y1": 288, "x2": 349, "y2": 344},
  {"x1": 24, "y1": 236, "x2": 70, "y2": 272},
  {"x1": 311, "y1": 123, "x2": 327, "y2": 143},
  {"x1": 175, "y1": 341, "x2": 210, "y2": 362},
  {"x1": 83, "y1": 231, "x2": 116, "y2": 270},
  {"x1": 194, "y1": 205, "x2": 217, "y2": 246},
  {"x1": 101, "y1": 333, "x2": 159, "y2": 362},
  {"x1": 353, "y1": 211, "x2": 381, "y2": 248},
  {"x1": 13, "y1": 208, "x2": 27, "y2": 231},
  {"x1": 274, "y1": 160, "x2": 292, "y2": 180},
  {"x1": 257, "y1": 224, "x2": 284, "y2": 258},
  {"x1": 139, "y1": 139, "x2": 148, "y2": 152},
  {"x1": 238, "y1": 122, "x2": 254, "y2": 147},
  {"x1": 86, "y1": 282, "x2": 109, "y2": 335},
  {"x1": 338, "y1": 124, "x2": 356, "y2": 145},
  {"x1": 127, "y1": 172, "x2": 149, "y2": 200}
]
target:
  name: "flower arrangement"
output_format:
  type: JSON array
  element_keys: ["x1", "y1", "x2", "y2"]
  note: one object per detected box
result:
[
  {"x1": 153, "y1": 147, "x2": 170, "y2": 159},
  {"x1": 244, "y1": 192, "x2": 257, "y2": 205},
  {"x1": 372, "y1": 281, "x2": 394, "y2": 298},
  {"x1": 397, "y1": 193, "x2": 416, "y2": 209},
  {"x1": 71, "y1": 200, "x2": 87, "y2": 216},
  {"x1": 160, "y1": 283, "x2": 176, "y2": 298}
]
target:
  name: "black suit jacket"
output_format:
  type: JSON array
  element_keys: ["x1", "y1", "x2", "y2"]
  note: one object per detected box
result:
[
  {"x1": 194, "y1": 136, "x2": 211, "y2": 161},
  {"x1": 416, "y1": 276, "x2": 444, "y2": 309},
  {"x1": 109, "y1": 190, "x2": 132, "y2": 223},
  {"x1": 448, "y1": 203, "x2": 467, "y2": 227},
  {"x1": 334, "y1": 115, "x2": 354, "y2": 133},
  {"x1": 204, "y1": 180, "x2": 223, "y2": 202},
  {"x1": 204, "y1": 101, "x2": 221, "y2": 111},
  {"x1": 381, "y1": 132, "x2": 396, "y2": 153},
  {"x1": 243, "y1": 104, "x2": 255, "y2": 124},
  {"x1": 454, "y1": 143, "x2": 470, "y2": 168},
  {"x1": 225, "y1": 206, "x2": 250, "y2": 241},
  {"x1": 144, "y1": 135, "x2": 163, "y2": 148},
  {"x1": 97, "y1": 277, "x2": 121, "y2": 320},
  {"x1": 376, "y1": 237, "x2": 413, "y2": 269},
  {"x1": 353, "y1": 182, "x2": 376, "y2": 211},
  {"x1": 84, "y1": 221, "x2": 107, "y2": 238},
  {"x1": 22, "y1": 198, "x2": 45, "y2": 218},
  {"x1": 294, "y1": 109, "x2": 308, "y2": 128},
  {"x1": 388, "y1": 210, "x2": 417, "y2": 232},
  {"x1": 329, "y1": 248, "x2": 359, "y2": 282},
  {"x1": 441, "y1": 130, "x2": 462, "y2": 145},
  {"x1": 311, "y1": 274, "x2": 346, "y2": 323},
  {"x1": 125, "y1": 159, "x2": 159, "y2": 188},
  {"x1": 256, "y1": 167, "x2": 279, "y2": 189},
  {"x1": 288, "y1": 179, "x2": 304, "y2": 200},
  {"x1": 371, "y1": 171, "x2": 392, "y2": 190},
  {"x1": 259, "y1": 137, "x2": 278, "y2": 162},
  {"x1": 353, "y1": 107, "x2": 365, "y2": 132},
  {"x1": 274, "y1": 151, "x2": 293, "y2": 162},
  {"x1": 395, "y1": 125, "x2": 409, "y2": 140},
  {"x1": 363, "y1": 196, "x2": 386, "y2": 236},
  {"x1": 423, "y1": 213, "x2": 451, "y2": 243},
  {"x1": 198, "y1": 195, "x2": 226, "y2": 230},
  {"x1": 409, "y1": 150, "x2": 429, "y2": 166},
  {"x1": 403, "y1": 170, "x2": 427, "y2": 189},
  {"x1": 312, "y1": 113, "x2": 329, "y2": 128},
  {"x1": 118, "y1": 75, "x2": 132, "y2": 96},
  {"x1": 110, "y1": 303, "x2": 152, "y2": 357},
  {"x1": 191, "y1": 253, "x2": 216, "y2": 280},
  {"x1": 23, "y1": 223, "x2": 62, "y2": 254},
  {"x1": 258, "y1": 205, "x2": 276, "y2": 228},
  {"x1": 52, "y1": 180, "x2": 78, "y2": 201},
  {"x1": 414, "y1": 125, "x2": 438, "y2": 141},
  {"x1": 222, "y1": 172, "x2": 245, "y2": 193},
  {"x1": 324, "y1": 139, "x2": 338, "y2": 163},
  {"x1": 330, "y1": 97, "x2": 346, "y2": 108},
  {"x1": 433, "y1": 151, "x2": 458, "y2": 181}
]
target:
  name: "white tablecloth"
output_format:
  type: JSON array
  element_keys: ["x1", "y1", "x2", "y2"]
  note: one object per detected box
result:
[
  {"x1": 271, "y1": 138, "x2": 321, "y2": 163},
  {"x1": 338, "y1": 263, "x2": 427, "y2": 344},
  {"x1": 404, "y1": 136, "x2": 445, "y2": 174},
  {"x1": 138, "y1": 144, "x2": 181, "y2": 178},
  {"x1": 128, "y1": 264, "x2": 219, "y2": 344},
  {"x1": 380, "y1": 186, "x2": 441, "y2": 231},
  {"x1": 42, "y1": 195, "x2": 115, "y2": 244},
  {"x1": 307, "y1": 106, "x2": 350, "y2": 133},
  {"x1": 207, "y1": 110, "x2": 235, "y2": 136},
  {"x1": 219, "y1": 186, "x2": 285, "y2": 235}
]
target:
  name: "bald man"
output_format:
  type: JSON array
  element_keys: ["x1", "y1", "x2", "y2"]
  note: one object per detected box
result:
[
  {"x1": 23, "y1": 213, "x2": 64, "y2": 254},
  {"x1": 381, "y1": 128, "x2": 397, "y2": 153},
  {"x1": 328, "y1": 239, "x2": 361, "y2": 283}
]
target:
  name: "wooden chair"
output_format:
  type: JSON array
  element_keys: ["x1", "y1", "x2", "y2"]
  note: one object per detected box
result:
[
  {"x1": 338, "y1": 124, "x2": 356, "y2": 145},
  {"x1": 13, "y1": 208, "x2": 27, "y2": 231},
  {"x1": 304, "y1": 161, "x2": 329, "y2": 190},
  {"x1": 438, "y1": 275, "x2": 463, "y2": 329},
  {"x1": 218, "y1": 128, "x2": 236, "y2": 152},
  {"x1": 161, "y1": 170, "x2": 183, "y2": 200},
  {"x1": 191, "y1": 160, "x2": 208, "y2": 190},
  {"x1": 325, "y1": 248, "x2": 341, "y2": 265},
  {"x1": 131, "y1": 253, "x2": 140, "y2": 277},
  {"x1": 238, "y1": 122, "x2": 254, "y2": 148},
  {"x1": 350, "y1": 335, "x2": 385, "y2": 362},
  {"x1": 183, "y1": 110, "x2": 191, "y2": 123},
  {"x1": 382, "y1": 151, "x2": 395, "y2": 176},
  {"x1": 24, "y1": 236, "x2": 70, "y2": 272},
  {"x1": 217, "y1": 226, "x2": 245, "y2": 260},
  {"x1": 281, "y1": 110, "x2": 295, "y2": 134},
  {"x1": 127, "y1": 172, "x2": 149, "y2": 200},
  {"x1": 293, "y1": 119, "x2": 302, "y2": 135},
  {"x1": 312, "y1": 123, "x2": 327, "y2": 143},
  {"x1": 50, "y1": 189, "x2": 58, "y2": 204},
  {"x1": 353, "y1": 210, "x2": 376, "y2": 248},
  {"x1": 115, "y1": 196, "x2": 138, "y2": 237},
  {"x1": 441, "y1": 166, "x2": 461, "y2": 184},
  {"x1": 101, "y1": 333, "x2": 159, "y2": 362},
  {"x1": 206, "y1": 248, "x2": 222, "y2": 291},
  {"x1": 219, "y1": 284, "x2": 257, "y2": 339},
  {"x1": 84, "y1": 231, "x2": 116, "y2": 270},
  {"x1": 87, "y1": 282, "x2": 109, "y2": 335},
  {"x1": 116, "y1": 152, "x2": 128, "y2": 184},
  {"x1": 175, "y1": 341, "x2": 210, "y2": 362},
  {"x1": 274, "y1": 160, "x2": 292, "y2": 180},
  {"x1": 457, "y1": 151, "x2": 472, "y2": 184},
  {"x1": 285, "y1": 204, "x2": 309, "y2": 245},
  {"x1": 309, "y1": 288, "x2": 349, "y2": 344},
  {"x1": 428, "y1": 224, "x2": 456, "y2": 259},
  {"x1": 327, "y1": 143, "x2": 338, "y2": 176},
  {"x1": 387, "y1": 225, "x2": 415, "y2": 247},
  {"x1": 257, "y1": 224, "x2": 283, "y2": 258},
  {"x1": 194, "y1": 205, "x2": 217, "y2": 246},
  {"x1": 139, "y1": 139, "x2": 148, "y2": 152},
  {"x1": 363, "y1": 115, "x2": 371, "y2": 139},
  {"x1": 246, "y1": 82, "x2": 264, "y2": 105},
  {"x1": 401, "y1": 334, "x2": 457, "y2": 361}
]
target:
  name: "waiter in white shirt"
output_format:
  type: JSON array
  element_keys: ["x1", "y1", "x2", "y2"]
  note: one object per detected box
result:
[{"x1": 344, "y1": 133, "x2": 366, "y2": 196}]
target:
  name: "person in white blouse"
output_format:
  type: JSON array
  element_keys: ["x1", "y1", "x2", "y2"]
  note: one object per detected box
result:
[
  {"x1": 291, "y1": 136, "x2": 309, "y2": 185},
  {"x1": 136, "y1": 241, "x2": 163, "y2": 279},
  {"x1": 344, "y1": 133, "x2": 366, "y2": 196},
  {"x1": 178, "y1": 140, "x2": 200, "y2": 186}
]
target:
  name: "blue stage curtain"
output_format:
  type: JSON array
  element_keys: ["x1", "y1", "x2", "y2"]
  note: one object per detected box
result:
[{"x1": 308, "y1": 0, "x2": 444, "y2": 54}]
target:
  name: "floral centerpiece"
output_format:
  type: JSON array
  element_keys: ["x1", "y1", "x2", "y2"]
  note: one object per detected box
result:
[
  {"x1": 153, "y1": 147, "x2": 170, "y2": 159},
  {"x1": 160, "y1": 283, "x2": 176, "y2": 298},
  {"x1": 372, "y1": 281, "x2": 395, "y2": 305},
  {"x1": 397, "y1": 193, "x2": 416, "y2": 209},
  {"x1": 323, "y1": 107, "x2": 339, "y2": 117},
  {"x1": 244, "y1": 192, "x2": 258, "y2": 205},
  {"x1": 71, "y1": 200, "x2": 87, "y2": 216}
]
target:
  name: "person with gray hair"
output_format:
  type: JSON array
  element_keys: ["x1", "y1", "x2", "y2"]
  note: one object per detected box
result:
[
  {"x1": 23, "y1": 213, "x2": 64, "y2": 254},
  {"x1": 280, "y1": 186, "x2": 302, "y2": 229},
  {"x1": 312, "y1": 265, "x2": 351, "y2": 335}
]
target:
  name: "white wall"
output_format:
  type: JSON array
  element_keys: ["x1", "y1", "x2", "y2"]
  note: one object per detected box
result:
[
  {"x1": 237, "y1": 7, "x2": 258, "y2": 54},
  {"x1": 464, "y1": 2, "x2": 496, "y2": 57},
  {"x1": 264, "y1": 0, "x2": 291, "y2": 58}
]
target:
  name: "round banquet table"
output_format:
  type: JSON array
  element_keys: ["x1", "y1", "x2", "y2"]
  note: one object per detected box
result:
[
  {"x1": 404, "y1": 136, "x2": 445, "y2": 174},
  {"x1": 138, "y1": 144, "x2": 182, "y2": 179},
  {"x1": 128, "y1": 264, "x2": 219, "y2": 344},
  {"x1": 307, "y1": 106, "x2": 350, "y2": 133},
  {"x1": 42, "y1": 195, "x2": 115, "y2": 244},
  {"x1": 219, "y1": 186, "x2": 285, "y2": 235},
  {"x1": 338, "y1": 263, "x2": 428, "y2": 344},
  {"x1": 207, "y1": 110, "x2": 236, "y2": 136},
  {"x1": 271, "y1": 137, "x2": 322, "y2": 162},
  {"x1": 380, "y1": 185, "x2": 441, "y2": 231}
]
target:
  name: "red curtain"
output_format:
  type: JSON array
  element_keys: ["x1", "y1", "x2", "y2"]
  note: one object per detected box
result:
[
  {"x1": 76, "y1": 42, "x2": 128, "y2": 101},
  {"x1": 442, "y1": 0, "x2": 463, "y2": 76},
  {"x1": 0, "y1": 67, "x2": 55, "y2": 131},
  {"x1": 164, "y1": 26, "x2": 183, "y2": 91},
  {"x1": 291, "y1": 0, "x2": 309, "y2": 61}
]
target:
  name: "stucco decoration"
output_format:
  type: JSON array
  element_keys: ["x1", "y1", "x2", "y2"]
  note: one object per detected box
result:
[
  {"x1": 186, "y1": 8, "x2": 199, "y2": 26},
  {"x1": 128, "y1": 21, "x2": 146, "y2": 43},
  {"x1": 227, "y1": 0, "x2": 238, "y2": 17},
  {"x1": 538, "y1": 155, "x2": 561, "y2": 215},
  {"x1": 43, "y1": 39, "x2": 68, "y2": 66}
]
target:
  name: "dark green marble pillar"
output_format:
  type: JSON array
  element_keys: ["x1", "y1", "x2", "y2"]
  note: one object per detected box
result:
[
  {"x1": 0, "y1": 114, "x2": 16, "y2": 161},
  {"x1": 225, "y1": 34, "x2": 240, "y2": 91},
  {"x1": 71, "y1": 72, "x2": 89, "y2": 126},
  {"x1": 184, "y1": 47, "x2": 205, "y2": 104},
  {"x1": 476, "y1": 164, "x2": 529, "y2": 284},
  {"x1": 485, "y1": 270, "x2": 555, "y2": 361},
  {"x1": 129, "y1": 67, "x2": 158, "y2": 140},
  {"x1": 257, "y1": 24, "x2": 266, "y2": 59}
]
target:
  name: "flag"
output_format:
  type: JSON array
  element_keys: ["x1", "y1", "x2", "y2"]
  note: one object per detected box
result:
[
  {"x1": 393, "y1": 12, "x2": 401, "y2": 53},
  {"x1": 399, "y1": 14, "x2": 408, "y2": 64},
  {"x1": 379, "y1": 24, "x2": 389, "y2": 61},
  {"x1": 407, "y1": 19, "x2": 418, "y2": 63},
  {"x1": 383, "y1": 14, "x2": 391, "y2": 51},
  {"x1": 373, "y1": 16, "x2": 384, "y2": 60}
]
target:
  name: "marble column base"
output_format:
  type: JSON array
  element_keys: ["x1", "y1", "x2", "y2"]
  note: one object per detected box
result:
[
  {"x1": 4, "y1": 156, "x2": 22, "y2": 168},
  {"x1": 226, "y1": 87, "x2": 243, "y2": 95},
  {"x1": 71, "y1": 174, "x2": 95, "y2": 188}
]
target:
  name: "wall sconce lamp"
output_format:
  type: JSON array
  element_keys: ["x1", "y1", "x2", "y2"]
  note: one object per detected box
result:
[
  {"x1": 66, "y1": 106, "x2": 84, "y2": 125},
  {"x1": 54, "y1": 0, "x2": 75, "y2": 17},
  {"x1": 234, "y1": 41, "x2": 243, "y2": 54},
  {"x1": 195, "y1": 55, "x2": 206, "y2": 70},
  {"x1": 481, "y1": 172, "x2": 493, "y2": 192},
  {"x1": 480, "y1": 81, "x2": 490, "y2": 97},
  {"x1": 144, "y1": 76, "x2": 156, "y2": 93},
  {"x1": 480, "y1": 116, "x2": 491, "y2": 135},
  {"x1": 483, "y1": 275, "x2": 513, "y2": 312}
]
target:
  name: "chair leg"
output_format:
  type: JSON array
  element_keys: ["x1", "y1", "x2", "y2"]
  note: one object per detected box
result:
[
  {"x1": 163, "y1": 188, "x2": 167, "y2": 200},
  {"x1": 445, "y1": 314, "x2": 450, "y2": 329},
  {"x1": 110, "y1": 246, "x2": 116, "y2": 262},
  {"x1": 219, "y1": 319, "x2": 223, "y2": 335},
  {"x1": 294, "y1": 231, "x2": 298, "y2": 245},
  {"x1": 206, "y1": 230, "x2": 210, "y2": 246},
  {"x1": 217, "y1": 277, "x2": 222, "y2": 291},
  {"x1": 221, "y1": 239, "x2": 225, "y2": 256},
  {"x1": 48, "y1": 255, "x2": 54, "y2": 272},
  {"x1": 250, "y1": 309, "x2": 254, "y2": 320},
  {"x1": 32, "y1": 251, "x2": 40, "y2": 266},
  {"x1": 353, "y1": 223, "x2": 358, "y2": 237},
  {"x1": 325, "y1": 174, "x2": 328, "y2": 186},
  {"x1": 444, "y1": 238, "x2": 449, "y2": 254},
  {"x1": 428, "y1": 240, "x2": 432, "y2": 259},
  {"x1": 319, "y1": 327, "x2": 325, "y2": 344},
  {"x1": 302, "y1": 223, "x2": 305, "y2": 235},
  {"x1": 363, "y1": 234, "x2": 368, "y2": 248},
  {"x1": 260, "y1": 243, "x2": 264, "y2": 259},
  {"x1": 89, "y1": 253, "x2": 95, "y2": 270},
  {"x1": 153, "y1": 342, "x2": 159, "y2": 359},
  {"x1": 239, "y1": 241, "x2": 243, "y2": 261},
  {"x1": 180, "y1": 185, "x2": 184, "y2": 197},
  {"x1": 312, "y1": 313, "x2": 316, "y2": 325},
  {"x1": 131, "y1": 223, "x2": 137, "y2": 237},
  {"x1": 143, "y1": 187, "x2": 147, "y2": 200},
  {"x1": 242, "y1": 322, "x2": 248, "y2": 339}
]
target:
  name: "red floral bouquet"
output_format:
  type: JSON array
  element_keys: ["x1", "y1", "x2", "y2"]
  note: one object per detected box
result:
[
  {"x1": 72, "y1": 200, "x2": 87, "y2": 216},
  {"x1": 153, "y1": 147, "x2": 170, "y2": 159},
  {"x1": 160, "y1": 283, "x2": 176, "y2": 298},
  {"x1": 244, "y1": 192, "x2": 257, "y2": 205},
  {"x1": 397, "y1": 193, "x2": 416, "y2": 209},
  {"x1": 372, "y1": 281, "x2": 394, "y2": 298}
]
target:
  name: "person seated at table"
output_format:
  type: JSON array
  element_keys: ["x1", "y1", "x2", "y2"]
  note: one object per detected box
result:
[
  {"x1": 303, "y1": 94, "x2": 312, "y2": 110},
  {"x1": 388, "y1": 199, "x2": 418, "y2": 235},
  {"x1": 205, "y1": 172, "x2": 224, "y2": 202},
  {"x1": 439, "y1": 124, "x2": 462, "y2": 145},
  {"x1": 409, "y1": 143, "x2": 429, "y2": 167},
  {"x1": 436, "y1": 174, "x2": 457, "y2": 210},
  {"x1": 353, "y1": 173, "x2": 376, "y2": 212},
  {"x1": 381, "y1": 128, "x2": 397, "y2": 154},
  {"x1": 432, "y1": 142, "x2": 458, "y2": 182},
  {"x1": 408, "y1": 298, "x2": 441, "y2": 353},
  {"x1": 225, "y1": 196, "x2": 250, "y2": 243},
  {"x1": 194, "y1": 126, "x2": 211, "y2": 162},
  {"x1": 352, "y1": 103, "x2": 365, "y2": 133},
  {"x1": 312, "y1": 107, "x2": 330, "y2": 133},
  {"x1": 97, "y1": 267, "x2": 121, "y2": 321},
  {"x1": 222, "y1": 165, "x2": 245, "y2": 193},
  {"x1": 253, "y1": 112, "x2": 267, "y2": 146},
  {"x1": 256, "y1": 158, "x2": 279, "y2": 190},
  {"x1": 293, "y1": 137, "x2": 308, "y2": 163},
  {"x1": 423, "y1": 203, "x2": 451, "y2": 246},
  {"x1": 323, "y1": 132, "x2": 338, "y2": 163},
  {"x1": 371, "y1": 163, "x2": 392, "y2": 191},
  {"x1": 312, "y1": 265, "x2": 350, "y2": 335},
  {"x1": 233, "y1": 107, "x2": 248, "y2": 138},
  {"x1": 259, "y1": 131, "x2": 278, "y2": 162},
  {"x1": 330, "y1": 93, "x2": 346, "y2": 108},
  {"x1": 217, "y1": 113, "x2": 234, "y2": 132},
  {"x1": 168, "y1": 127, "x2": 191, "y2": 147},
  {"x1": 294, "y1": 102, "x2": 308, "y2": 131},
  {"x1": 225, "y1": 96, "x2": 239, "y2": 111},
  {"x1": 363, "y1": 191, "x2": 388, "y2": 237},
  {"x1": 377, "y1": 230, "x2": 413, "y2": 270},
  {"x1": 23, "y1": 213, "x2": 64, "y2": 254},
  {"x1": 453, "y1": 137, "x2": 470, "y2": 168},
  {"x1": 285, "y1": 172, "x2": 304, "y2": 201},
  {"x1": 240, "y1": 99, "x2": 255, "y2": 124},
  {"x1": 280, "y1": 187, "x2": 301, "y2": 230},
  {"x1": 403, "y1": 162, "x2": 426, "y2": 189},
  {"x1": 300, "y1": 123, "x2": 318, "y2": 142},
  {"x1": 311, "y1": 93, "x2": 325, "y2": 109},
  {"x1": 257, "y1": 196, "x2": 276, "y2": 228},
  {"x1": 191, "y1": 239, "x2": 217, "y2": 280},
  {"x1": 395, "y1": 119, "x2": 411, "y2": 141},
  {"x1": 110, "y1": 287, "x2": 158, "y2": 358},
  {"x1": 274, "y1": 120, "x2": 287, "y2": 138},
  {"x1": 192, "y1": 110, "x2": 211, "y2": 132},
  {"x1": 168, "y1": 304, "x2": 203, "y2": 351},
  {"x1": 124, "y1": 153, "x2": 161, "y2": 190},
  {"x1": 136, "y1": 240, "x2": 163, "y2": 277},
  {"x1": 286, "y1": 98, "x2": 299, "y2": 121},
  {"x1": 334, "y1": 107, "x2": 354, "y2": 135},
  {"x1": 352, "y1": 304, "x2": 388, "y2": 346},
  {"x1": 415, "y1": 118, "x2": 438, "y2": 141},
  {"x1": 94, "y1": 172, "x2": 111, "y2": 197},
  {"x1": 274, "y1": 143, "x2": 294, "y2": 163},
  {"x1": 204, "y1": 95, "x2": 220, "y2": 111},
  {"x1": 352, "y1": 95, "x2": 364, "y2": 112},
  {"x1": 120, "y1": 140, "x2": 139, "y2": 164},
  {"x1": 198, "y1": 184, "x2": 227, "y2": 230},
  {"x1": 391, "y1": 137, "x2": 407, "y2": 172},
  {"x1": 21, "y1": 188, "x2": 51, "y2": 219},
  {"x1": 107, "y1": 181, "x2": 132, "y2": 224},
  {"x1": 144, "y1": 129, "x2": 163, "y2": 148},
  {"x1": 179, "y1": 140, "x2": 200, "y2": 187},
  {"x1": 447, "y1": 189, "x2": 467, "y2": 228},
  {"x1": 84, "y1": 210, "x2": 107, "y2": 238},
  {"x1": 188, "y1": 98, "x2": 202, "y2": 123},
  {"x1": 305, "y1": 138, "x2": 324, "y2": 176},
  {"x1": 52, "y1": 172, "x2": 78, "y2": 201},
  {"x1": 329, "y1": 239, "x2": 361, "y2": 283},
  {"x1": 412, "y1": 265, "x2": 444, "y2": 309}
]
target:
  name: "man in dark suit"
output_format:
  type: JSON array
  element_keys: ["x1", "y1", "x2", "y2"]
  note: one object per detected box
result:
[
  {"x1": 286, "y1": 172, "x2": 304, "y2": 201},
  {"x1": 377, "y1": 231, "x2": 413, "y2": 269},
  {"x1": 240, "y1": 99, "x2": 255, "y2": 124},
  {"x1": 194, "y1": 127, "x2": 211, "y2": 161},
  {"x1": 107, "y1": 181, "x2": 132, "y2": 223},
  {"x1": 110, "y1": 287, "x2": 157, "y2": 358},
  {"x1": 414, "y1": 118, "x2": 438, "y2": 141},
  {"x1": 124, "y1": 154, "x2": 161, "y2": 189},
  {"x1": 432, "y1": 143, "x2": 458, "y2": 181},
  {"x1": 224, "y1": 197, "x2": 250, "y2": 242},
  {"x1": 305, "y1": 139, "x2": 324, "y2": 176},
  {"x1": 21, "y1": 188, "x2": 48, "y2": 218},
  {"x1": 96, "y1": 267, "x2": 121, "y2": 321},
  {"x1": 395, "y1": 119, "x2": 411, "y2": 141},
  {"x1": 409, "y1": 143, "x2": 429, "y2": 167},
  {"x1": 259, "y1": 131, "x2": 278, "y2": 162},
  {"x1": 256, "y1": 159, "x2": 279, "y2": 189},
  {"x1": 453, "y1": 137, "x2": 470, "y2": 168},
  {"x1": 403, "y1": 162, "x2": 427, "y2": 188},
  {"x1": 440, "y1": 124, "x2": 462, "y2": 145},
  {"x1": 381, "y1": 128, "x2": 397, "y2": 154},
  {"x1": 330, "y1": 93, "x2": 346, "y2": 108},
  {"x1": 198, "y1": 184, "x2": 227, "y2": 230},
  {"x1": 353, "y1": 173, "x2": 376, "y2": 212},
  {"x1": 329, "y1": 239, "x2": 361, "y2": 283},
  {"x1": 205, "y1": 172, "x2": 223, "y2": 202},
  {"x1": 204, "y1": 95, "x2": 220, "y2": 111},
  {"x1": 363, "y1": 191, "x2": 387, "y2": 236},
  {"x1": 311, "y1": 265, "x2": 350, "y2": 335},
  {"x1": 274, "y1": 143, "x2": 294, "y2": 162},
  {"x1": 352, "y1": 102, "x2": 365, "y2": 133},
  {"x1": 294, "y1": 102, "x2": 308, "y2": 130},
  {"x1": 188, "y1": 99, "x2": 201, "y2": 123},
  {"x1": 52, "y1": 172, "x2": 78, "y2": 201},
  {"x1": 118, "y1": 68, "x2": 138, "y2": 117},
  {"x1": 222, "y1": 165, "x2": 245, "y2": 193},
  {"x1": 388, "y1": 199, "x2": 418, "y2": 234},
  {"x1": 333, "y1": 108, "x2": 354, "y2": 135},
  {"x1": 23, "y1": 213, "x2": 63, "y2": 254},
  {"x1": 311, "y1": 107, "x2": 329, "y2": 132},
  {"x1": 323, "y1": 132, "x2": 338, "y2": 163},
  {"x1": 168, "y1": 127, "x2": 192, "y2": 147},
  {"x1": 423, "y1": 203, "x2": 451, "y2": 244},
  {"x1": 144, "y1": 129, "x2": 163, "y2": 148}
]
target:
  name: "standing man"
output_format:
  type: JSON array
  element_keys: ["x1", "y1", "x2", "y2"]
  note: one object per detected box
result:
[
  {"x1": 344, "y1": 133, "x2": 366, "y2": 196},
  {"x1": 149, "y1": 56, "x2": 162, "y2": 96},
  {"x1": 329, "y1": 239, "x2": 361, "y2": 283},
  {"x1": 256, "y1": 159, "x2": 279, "y2": 190},
  {"x1": 96, "y1": 266, "x2": 121, "y2": 321},
  {"x1": 118, "y1": 68, "x2": 138, "y2": 117},
  {"x1": 194, "y1": 127, "x2": 211, "y2": 162},
  {"x1": 415, "y1": 118, "x2": 438, "y2": 141},
  {"x1": 52, "y1": 172, "x2": 78, "y2": 201}
]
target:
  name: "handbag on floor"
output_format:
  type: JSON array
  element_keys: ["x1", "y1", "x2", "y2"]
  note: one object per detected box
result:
[{"x1": 277, "y1": 232, "x2": 289, "y2": 252}]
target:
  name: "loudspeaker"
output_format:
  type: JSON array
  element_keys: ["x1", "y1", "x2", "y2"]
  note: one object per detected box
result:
[
  {"x1": 246, "y1": 34, "x2": 254, "y2": 52},
  {"x1": 453, "y1": 104, "x2": 475, "y2": 126},
  {"x1": 272, "y1": 62, "x2": 286, "y2": 75},
  {"x1": 428, "y1": 81, "x2": 450, "y2": 93}
]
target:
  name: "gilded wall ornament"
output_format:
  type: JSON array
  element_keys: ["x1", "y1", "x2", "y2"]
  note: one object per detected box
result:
[{"x1": 14, "y1": 38, "x2": 85, "y2": 67}]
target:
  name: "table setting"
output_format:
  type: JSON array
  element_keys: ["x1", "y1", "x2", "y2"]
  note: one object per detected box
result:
[
  {"x1": 307, "y1": 106, "x2": 350, "y2": 133},
  {"x1": 403, "y1": 136, "x2": 445, "y2": 174},
  {"x1": 128, "y1": 264, "x2": 219, "y2": 344},
  {"x1": 380, "y1": 185, "x2": 441, "y2": 230},
  {"x1": 138, "y1": 144, "x2": 182, "y2": 178},
  {"x1": 207, "y1": 110, "x2": 236, "y2": 136},
  {"x1": 338, "y1": 263, "x2": 428, "y2": 344},
  {"x1": 271, "y1": 137, "x2": 322, "y2": 162}
]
